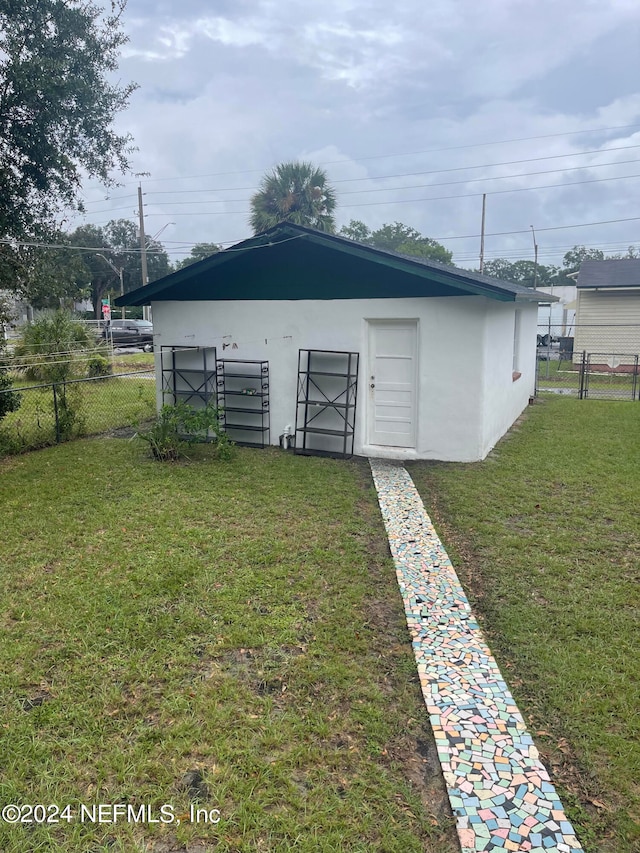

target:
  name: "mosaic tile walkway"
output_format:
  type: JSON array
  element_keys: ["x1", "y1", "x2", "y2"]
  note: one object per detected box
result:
[{"x1": 369, "y1": 459, "x2": 584, "y2": 853}]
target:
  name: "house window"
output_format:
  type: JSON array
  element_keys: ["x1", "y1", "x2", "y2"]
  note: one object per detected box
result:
[{"x1": 512, "y1": 309, "x2": 522, "y2": 380}]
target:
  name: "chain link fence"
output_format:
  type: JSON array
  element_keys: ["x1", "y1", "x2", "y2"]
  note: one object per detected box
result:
[
  {"x1": 0, "y1": 370, "x2": 156, "y2": 456},
  {"x1": 536, "y1": 324, "x2": 640, "y2": 400}
]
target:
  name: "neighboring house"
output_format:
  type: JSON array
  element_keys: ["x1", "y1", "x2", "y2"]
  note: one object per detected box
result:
[
  {"x1": 574, "y1": 259, "x2": 640, "y2": 362},
  {"x1": 117, "y1": 223, "x2": 551, "y2": 462}
]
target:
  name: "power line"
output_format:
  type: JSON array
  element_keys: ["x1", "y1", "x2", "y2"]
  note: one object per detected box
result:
[
  {"x1": 318, "y1": 123, "x2": 640, "y2": 166},
  {"x1": 0, "y1": 234, "x2": 304, "y2": 256},
  {"x1": 431, "y1": 216, "x2": 640, "y2": 242},
  {"x1": 340, "y1": 172, "x2": 640, "y2": 208},
  {"x1": 79, "y1": 204, "x2": 139, "y2": 214},
  {"x1": 103, "y1": 158, "x2": 636, "y2": 207},
  {"x1": 134, "y1": 166, "x2": 640, "y2": 217},
  {"x1": 102, "y1": 143, "x2": 640, "y2": 201},
  {"x1": 328, "y1": 144, "x2": 640, "y2": 186},
  {"x1": 113, "y1": 122, "x2": 640, "y2": 186},
  {"x1": 0, "y1": 238, "x2": 169, "y2": 255},
  {"x1": 336, "y1": 159, "x2": 640, "y2": 196},
  {"x1": 82, "y1": 193, "x2": 138, "y2": 204}
]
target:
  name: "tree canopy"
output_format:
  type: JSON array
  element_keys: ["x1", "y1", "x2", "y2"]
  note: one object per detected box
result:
[
  {"x1": 250, "y1": 162, "x2": 337, "y2": 234},
  {"x1": 481, "y1": 258, "x2": 559, "y2": 288},
  {"x1": 478, "y1": 245, "x2": 639, "y2": 287},
  {"x1": 0, "y1": 0, "x2": 135, "y2": 235},
  {"x1": 339, "y1": 220, "x2": 453, "y2": 265},
  {"x1": 175, "y1": 243, "x2": 221, "y2": 270},
  {"x1": 0, "y1": 0, "x2": 136, "y2": 290},
  {"x1": 68, "y1": 220, "x2": 171, "y2": 318}
]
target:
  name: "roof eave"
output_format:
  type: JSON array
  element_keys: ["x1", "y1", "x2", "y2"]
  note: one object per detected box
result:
[
  {"x1": 515, "y1": 291, "x2": 560, "y2": 302},
  {"x1": 115, "y1": 233, "x2": 277, "y2": 306},
  {"x1": 117, "y1": 223, "x2": 538, "y2": 305}
]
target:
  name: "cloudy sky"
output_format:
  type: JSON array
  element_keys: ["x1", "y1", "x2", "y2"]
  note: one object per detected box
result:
[{"x1": 76, "y1": 0, "x2": 640, "y2": 269}]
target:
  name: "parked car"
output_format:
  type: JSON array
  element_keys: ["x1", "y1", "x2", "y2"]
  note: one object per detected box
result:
[{"x1": 102, "y1": 319, "x2": 154, "y2": 351}]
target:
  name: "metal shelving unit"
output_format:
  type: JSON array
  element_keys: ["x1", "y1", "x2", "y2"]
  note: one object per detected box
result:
[
  {"x1": 295, "y1": 349, "x2": 359, "y2": 458},
  {"x1": 161, "y1": 346, "x2": 217, "y2": 407},
  {"x1": 216, "y1": 359, "x2": 270, "y2": 448}
]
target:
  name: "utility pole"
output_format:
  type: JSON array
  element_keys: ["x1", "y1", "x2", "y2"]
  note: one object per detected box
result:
[
  {"x1": 479, "y1": 193, "x2": 486, "y2": 273},
  {"x1": 138, "y1": 183, "x2": 150, "y2": 321},
  {"x1": 530, "y1": 225, "x2": 539, "y2": 290},
  {"x1": 138, "y1": 183, "x2": 149, "y2": 288}
]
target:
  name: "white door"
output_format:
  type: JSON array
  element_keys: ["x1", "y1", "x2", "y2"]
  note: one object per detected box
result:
[{"x1": 368, "y1": 321, "x2": 417, "y2": 447}]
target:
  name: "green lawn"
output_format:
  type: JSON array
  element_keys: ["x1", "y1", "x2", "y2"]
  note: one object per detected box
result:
[
  {"x1": 110, "y1": 351, "x2": 155, "y2": 372},
  {"x1": 0, "y1": 441, "x2": 458, "y2": 853},
  {"x1": 409, "y1": 396, "x2": 640, "y2": 853}
]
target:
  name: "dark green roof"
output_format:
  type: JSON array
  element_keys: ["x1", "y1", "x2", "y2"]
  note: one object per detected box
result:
[{"x1": 116, "y1": 223, "x2": 553, "y2": 307}]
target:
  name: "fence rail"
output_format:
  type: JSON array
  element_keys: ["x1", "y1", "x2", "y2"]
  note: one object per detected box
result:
[
  {"x1": 0, "y1": 370, "x2": 156, "y2": 456},
  {"x1": 536, "y1": 324, "x2": 640, "y2": 401}
]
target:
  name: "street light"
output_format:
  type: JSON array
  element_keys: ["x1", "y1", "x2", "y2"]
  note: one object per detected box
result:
[
  {"x1": 150, "y1": 222, "x2": 175, "y2": 242},
  {"x1": 142, "y1": 222, "x2": 175, "y2": 322},
  {"x1": 96, "y1": 253, "x2": 125, "y2": 319}
]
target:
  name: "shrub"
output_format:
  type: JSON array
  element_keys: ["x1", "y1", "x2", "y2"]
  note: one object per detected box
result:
[
  {"x1": 0, "y1": 368, "x2": 21, "y2": 421},
  {"x1": 14, "y1": 310, "x2": 93, "y2": 382},
  {"x1": 87, "y1": 354, "x2": 112, "y2": 378},
  {"x1": 135, "y1": 402, "x2": 234, "y2": 462},
  {"x1": 0, "y1": 305, "x2": 21, "y2": 421},
  {"x1": 53, "y1": 384, "x2": 86, "y2": 442}
]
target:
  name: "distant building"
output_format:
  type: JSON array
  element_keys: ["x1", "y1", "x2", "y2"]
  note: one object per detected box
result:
[
  {"x1": 574, "y1": 259, "x2": 640, "y2": 362},
  {"x1": 536, "y1": 284, "x2": 577, "y2": 338}
]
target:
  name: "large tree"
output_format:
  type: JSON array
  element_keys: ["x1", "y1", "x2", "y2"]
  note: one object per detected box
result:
[
  {"x1": 340, "y1": 220, "x2": 453, "y2": 265},
  {"x1": 0, "y1": 0, "x2": 136, "y2": 287},
  {"x1": 250, "y1": 161, "x2": 337, "y2": 234},
  {"x1": 0, "y1": 228, "x2": 89, "y2": 309},
  {"x1": 175, "y1": 242, "x2": 221, "y2": 270},
  {"x1": 481, "y1": 258, "x2": 559, "y2": 288},
  {"x1": 561, "y1": 245, "x2": 605, "y2": 274},
  {"x1": 69, "y1": 220, "x2": 171, "y2": 318}
]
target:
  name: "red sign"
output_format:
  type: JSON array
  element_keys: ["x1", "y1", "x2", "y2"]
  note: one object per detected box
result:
[{"x1": 102, "y1": 303, "x2": 111, "y2": 319}]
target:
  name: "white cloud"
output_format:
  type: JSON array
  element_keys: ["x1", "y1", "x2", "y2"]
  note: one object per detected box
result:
[{"x1": 77, "y1": 0, "x2": 640, "y2": 266}]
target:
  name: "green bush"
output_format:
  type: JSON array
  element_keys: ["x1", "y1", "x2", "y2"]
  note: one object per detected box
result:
[
  {"x1": 54, "y1": 385, "x2": 86, "y2": 442},
  {"x1": 14, "y1": 310, "x2": 94, "y2": 382},
  {"x1": 0, "y1": 368, "x2": 21, "y2": 421},
  {"x1": 86, "y1": 354, "x2": 112, "y2": 378},
  {"x1": 135, "y1": 402, "x2": 234, "y2": 462}
]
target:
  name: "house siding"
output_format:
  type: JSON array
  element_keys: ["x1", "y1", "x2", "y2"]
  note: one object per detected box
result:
[{"x1": 574, "y1": 290, "x2": 640, "y2": 358}]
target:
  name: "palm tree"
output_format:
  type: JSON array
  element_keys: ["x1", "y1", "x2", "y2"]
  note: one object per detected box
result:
[{"x1": 249, "y1": 161, "x2": 337, "y2": 234}]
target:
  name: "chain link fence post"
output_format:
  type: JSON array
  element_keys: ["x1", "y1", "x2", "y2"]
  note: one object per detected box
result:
[
  {"x1": 578, "y1": 351, "x2": 586, "y2": 400},
  {"x1": 52, "y1": 383, "x2": 61, "y2": 443}
]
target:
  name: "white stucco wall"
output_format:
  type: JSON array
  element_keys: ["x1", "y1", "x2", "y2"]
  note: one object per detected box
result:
[
  {"x1": 480, "y1": 302, "x2": 538, "y2": 459},
  {"x1": 152, "y1": 296, "x2": 532, "y2": 462}
]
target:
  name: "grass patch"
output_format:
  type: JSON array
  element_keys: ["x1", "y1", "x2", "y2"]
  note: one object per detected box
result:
[
  {"x1": 0, "y1": 441, "x2": 457, "y2": 852},
  {"x1": 110, "y1": 351, "x2": 155, "y2": 372},
  {"x1": 536, "y1": 357, "x2": 638, "y2": 398},
  {"x1": 409, "y1": 397, "x2": 640, "y2": 853},
  {"x1": 0, "y1": 374, "x2": 155, "y2": 454}
]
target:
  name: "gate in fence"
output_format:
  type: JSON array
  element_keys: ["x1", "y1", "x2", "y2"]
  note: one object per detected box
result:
[{"x1": 578, "y1": 351, "x2": 640, "y2": 401}]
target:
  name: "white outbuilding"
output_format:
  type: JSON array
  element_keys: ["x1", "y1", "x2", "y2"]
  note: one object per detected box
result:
[{"x1": 118, "y1": 224, "x2": 550, "y2": 462}]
